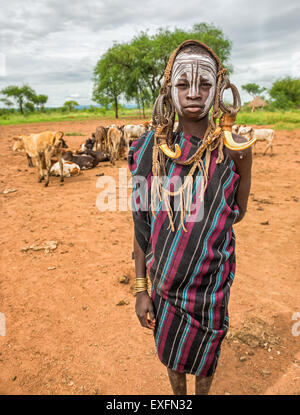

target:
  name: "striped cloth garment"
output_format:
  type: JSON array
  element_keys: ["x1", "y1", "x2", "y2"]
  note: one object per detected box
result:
[{"x1": 128, "y1": 129, "x2": 240, "y2": 376}]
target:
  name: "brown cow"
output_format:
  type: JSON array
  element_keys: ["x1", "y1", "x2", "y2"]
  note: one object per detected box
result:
[
  {"x1": 13, "y1": 133, "x2": 68, "y2": 167},
  {"x1": 94, "y1": 126, "x2": 108, "y2": 152},
  {"x1": 107, "y1": 126, "x2": 123, "y2": 165},
  {"x1": 13, "y1": 131, "x2": 65, "y2": 186}
]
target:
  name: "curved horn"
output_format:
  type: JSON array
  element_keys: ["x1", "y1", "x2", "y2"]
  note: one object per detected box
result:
[
  {"x1": 220, "y1": 113, "x2": 256, "y2": 151},
  {"x1": 219, "y1": 80, "x2": 241, "y2": 116},
  {"x1": 219, "y1": 82, "x2": 257, "y2": 150},
  {"x1": 159, "y1": 143, "x2": 181, "y2": 159},
  {"x1": 223, "y1": 130, "x2": 257, "y2": 151}
]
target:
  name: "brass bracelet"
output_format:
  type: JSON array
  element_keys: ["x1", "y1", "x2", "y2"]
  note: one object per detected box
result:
[{"x1": 134, "y1": 277, "x2": 148, "y2": 294}]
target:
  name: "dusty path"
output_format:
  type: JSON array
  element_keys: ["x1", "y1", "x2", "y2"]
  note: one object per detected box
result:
[{"x1": 0, "y1": 119, "x2": 299, "y2": 395}]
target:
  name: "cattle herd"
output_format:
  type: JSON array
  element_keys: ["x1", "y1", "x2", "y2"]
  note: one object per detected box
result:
[
  {"x1": 12, "y1": 121, "x2": 152, "y2": 186},
  {"x1": 12, "y1": 121, "x2": 274, "y2": 186}
]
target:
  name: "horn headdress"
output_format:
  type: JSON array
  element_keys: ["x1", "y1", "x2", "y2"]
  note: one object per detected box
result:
[{"x1": 151, "y1": 39, "x2": 256, "y2": 231}]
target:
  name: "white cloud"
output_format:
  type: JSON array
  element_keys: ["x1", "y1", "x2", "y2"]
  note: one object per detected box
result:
[{"x1": 0, "y1": 0, "x2": 299, "y2": 106}]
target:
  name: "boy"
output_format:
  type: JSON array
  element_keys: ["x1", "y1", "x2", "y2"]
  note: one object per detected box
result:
[{"x1": 128, "y1": 40, "x2": 253, "y2": 395}]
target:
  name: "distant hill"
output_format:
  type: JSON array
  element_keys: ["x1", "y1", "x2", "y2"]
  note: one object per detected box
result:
[
  {"x1": 74, "y1": 104, "x2": 138, "y2": 110},
  {"x1": 0, "y1": 103, "x2": 138, "y2": 111}
]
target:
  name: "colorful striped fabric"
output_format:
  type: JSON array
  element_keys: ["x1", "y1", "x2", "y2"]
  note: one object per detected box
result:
[{"x1": 128, "y1": 130, "x2": 240, "y2": 376}]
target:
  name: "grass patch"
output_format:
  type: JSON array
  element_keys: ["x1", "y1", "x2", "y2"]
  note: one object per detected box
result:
[
  {"x1": 272, "y1": 122, "x2": 300, "y2": 131},
  {"x1": 0, "y1": 108, "x2": 153, "y2": 126},
  {"x1": 1, "y1": 108, "x2": 300, "y2": 130},
  {"x1": 65, "y1": 132, "x2": 85, "y2": 136},
  {"x1": 236, "y1": 110, "x2": 300, "y2": 128}
]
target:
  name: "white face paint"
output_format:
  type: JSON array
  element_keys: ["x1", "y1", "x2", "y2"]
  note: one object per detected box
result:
[{"x1": 171, "y1": 51, "x2": 217, "y2": 117}]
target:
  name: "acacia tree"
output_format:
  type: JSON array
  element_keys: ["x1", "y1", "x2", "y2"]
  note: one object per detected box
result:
[
  {"x1": 24, "y1": 102, "x2": 35, "y2": 113},
  {"x1": 92, "y1": 23, "x2": 233, "y2": 117},
  {"x1": 191, "y1": 23, "x2": 232, "y2": 64},
  {"x1": 32, "y1": 94, "x2": 48, "y2": 111},
  {"x1": 127, "y1": 23, "x2": 233, "y2": 104},
  {"x1": 62, "y1": 100, "x2": 79, "y2": 112},
  {"x1": 93, "y1": 45, "x2": 127, "y2": 118},
  {"x1": 241, "y1": 83, "x2": 267, "y2": 99},
  {"x1": 112, "y1": 42, "x2": 152, "y2": 117},
  {"x1": 269, "y1": 77, "x2": 300, "y2": 109},
  {"x1": 130, "y1": 80, "x2": 152, "y2": 118},
  {"x1": 0, "y1": 84, "x2": 48, "y2": 113},
  {"x1": 1, "y1": 85, "x2": 36, "y2": 114},
  {"x1": 0, "y1": 97, "x2": 13, "y2": 109}
]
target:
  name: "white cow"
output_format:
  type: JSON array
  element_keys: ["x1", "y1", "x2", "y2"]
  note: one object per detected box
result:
[
  {"x1": 50, "y1": 160, "x2": 81, "y2": 177},
  {"x1": 232, "y1": 125, "x2": 275, "y2": 155},
  {"x1": 232, "y1": 124, "x2": 240, "y2": 134},
  {"x1": 123, "y1": 124, "x2": 146, "y2": 145},
  {"x1": 252, "y1": 128, "x2": 275, "y2": 155},
  {"x1": 232, "y1": 124, "x2": 253, "y2": 139},
  {"x1": 237, "y1": 125, "x2": 253, "y2": 141},
  {"x1": 123, "y1": 124, "x2": 147, "y2": 159}
]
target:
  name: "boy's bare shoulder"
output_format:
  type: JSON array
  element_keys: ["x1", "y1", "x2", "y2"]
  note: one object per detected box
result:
[{"x1": 223, "y1": 133, "x2": 252, "y2": 172}]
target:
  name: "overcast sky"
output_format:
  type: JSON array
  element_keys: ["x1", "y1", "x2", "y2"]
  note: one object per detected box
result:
[{"x1": 0, "y1": 0, "x2": 299, "y2": 107}]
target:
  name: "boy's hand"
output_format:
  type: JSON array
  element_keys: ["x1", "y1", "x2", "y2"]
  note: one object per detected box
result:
[{"x1": 135, "y1": 291, "x2": 156, "y2": 330}]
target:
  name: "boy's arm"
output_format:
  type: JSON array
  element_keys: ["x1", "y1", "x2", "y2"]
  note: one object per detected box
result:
[
  {"x1": 134, "y1": 236, "x2": 155, "y2": 330},
  {"x1": 227, "y1": 134, "x2": 253, "y2": 224},
  {"x1": 134, "y1": 235, "x2": 147, "y2": 279}
]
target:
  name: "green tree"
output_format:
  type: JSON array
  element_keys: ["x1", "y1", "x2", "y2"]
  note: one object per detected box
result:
[
  {"x1": 110, "y1": 42, "x2": 152, "y2": 117},
  {"x1": 93, "y1": 45, "x2": 127, "y2": 118},
  {"x1": 0, "y1": 97, "x2": 13, "y2": 109},
  {"x1": 31, "y1": 94, "x2": 48, "y2": 111},
  {"x1": 128, "y1": 23, "x2": 232, "y2": 104},
  {"x1": 0, "y1": 97, "x2": 14, "y2": 116},
  {"x1": 0, "y1": 84, "x2": 36, "y2": 114},
  {"x1": 269, "y1": 77, "x2": 300, "y2": 109},
  {"x1": 241, "y1": 83, "x2": 267, "y2": 99},
  {"x1": 191, "y1": 23, "x2": 232, "y2": 65},
  {"x1": 92, "y1": 23, "x2": 233, "y2": 115},
  {"x1": 24, "y1": 101, "x2": 35, "y2": 113},
  {"x1": 62, "y1": 100, "x2": 79, "y2": 112}
]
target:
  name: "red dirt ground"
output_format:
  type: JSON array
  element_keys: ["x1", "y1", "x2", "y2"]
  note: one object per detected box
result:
[{"x1": 0, "y1": 119, "x2": 299, "y2": 395}]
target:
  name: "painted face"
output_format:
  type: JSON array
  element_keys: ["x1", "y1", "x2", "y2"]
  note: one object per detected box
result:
[{"x1": 171, "y1": 51, "x2": 217, "y2": 118}]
